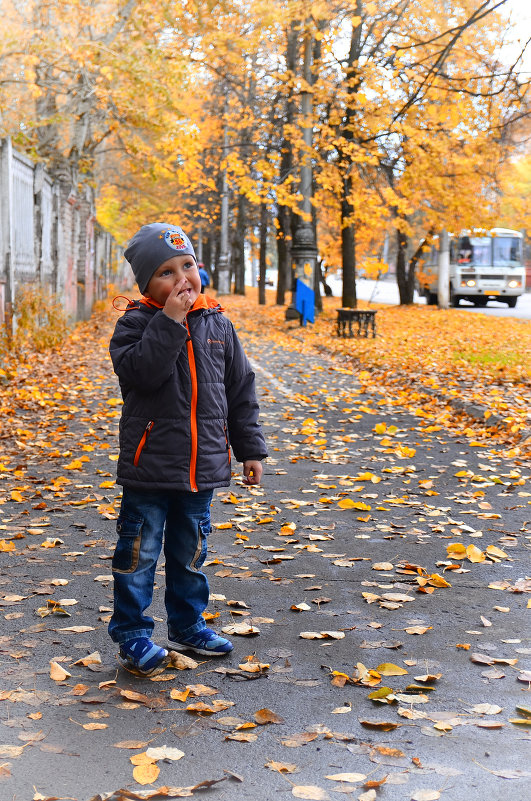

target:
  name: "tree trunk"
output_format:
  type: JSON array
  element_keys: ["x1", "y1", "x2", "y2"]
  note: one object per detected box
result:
[
  {"x1": 204, "y1": 235, "x2": 212, "y2": 275},
  {"x1": 341, "y1": 178, "x2": 357, "y2": 308},
  {"x1": 314, "y1": 260, "x2": 323, "y2": 312},
  {"x1": 258, "y1": 203, "x2": 268, "y2": 305},
  {"x1": 408, "y1": 230, "x2": 434, "y2": 303},
  {"x1": 396, "y1": 229, "x2": 415, "y2": 304},
  {"x1": 276, "y1": 205, "x2": 291, "y2": 305},
  {"x1": 233, "y1": 192, "x2": 246, "y2": 295},
  {"x1": 211, "y1": 234, "x2": 219, "y2": 291},
  {"x1": 196, "y1": 223, "x2": 203, "y2": 263}
]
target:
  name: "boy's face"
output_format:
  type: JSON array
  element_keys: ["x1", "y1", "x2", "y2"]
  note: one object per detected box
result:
[{"x1": 145, "y1": 254, "x2": 201, "y2": 306}]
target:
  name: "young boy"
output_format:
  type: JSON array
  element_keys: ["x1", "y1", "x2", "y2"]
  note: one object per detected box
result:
[{"x1": 108, "y1": 222, "x2": 267, "y2": 676}]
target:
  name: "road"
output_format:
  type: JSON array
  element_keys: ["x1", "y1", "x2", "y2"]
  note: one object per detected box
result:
[
  {"x1": 1, "y1": 309, "x2": 530, "y2": 801},
  {"x1": 326, "y1": 277, "x2": 531, "y2": 320}
]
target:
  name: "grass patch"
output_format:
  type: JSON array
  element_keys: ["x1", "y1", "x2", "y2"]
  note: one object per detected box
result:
[{"x1": 453, "y1": 348, "x2": 522, "y2": 369}]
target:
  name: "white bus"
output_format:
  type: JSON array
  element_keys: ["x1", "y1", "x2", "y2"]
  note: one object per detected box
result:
[{"x1": 418, "y1": 228, "x2": 526, "y2": 308}]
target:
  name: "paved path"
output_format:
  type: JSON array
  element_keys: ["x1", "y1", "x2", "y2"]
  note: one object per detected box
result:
[{"x1": 0, "y1": 314, "x2": 530, "y2": 801}]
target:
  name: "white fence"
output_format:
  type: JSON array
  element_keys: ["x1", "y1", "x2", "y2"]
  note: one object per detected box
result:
[{"x1": 0, "y1": 138, "x2": 128, "y2": 330}]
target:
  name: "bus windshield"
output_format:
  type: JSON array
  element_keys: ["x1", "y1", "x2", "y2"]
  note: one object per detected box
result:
[
  {"x1": 493, "y1": 236, "x2": 521, "y2": 266},
  {"x1": 460, "y1": 237, "x2": 491, "y2": 266}
]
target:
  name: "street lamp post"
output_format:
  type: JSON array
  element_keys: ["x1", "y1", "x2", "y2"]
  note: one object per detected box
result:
[
  {"x1": 285, "y1": 222, "x2": 318, "y2": 319},
  {"x1": 285, "y1": 25, "x2": 317, "y2": 320}
]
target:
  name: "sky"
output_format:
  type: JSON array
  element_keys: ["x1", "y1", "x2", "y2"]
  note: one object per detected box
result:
[{"x1": 502, "y1": 0, "x2": 531, "y2": 71}]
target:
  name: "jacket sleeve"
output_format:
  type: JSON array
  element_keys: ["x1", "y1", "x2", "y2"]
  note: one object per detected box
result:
[
  {"x1": 109, "y1": 309, "x2": 188, "y2": 393},
  {"x1": 224, "y1": 323, "x2": 268, "y2": 462}
]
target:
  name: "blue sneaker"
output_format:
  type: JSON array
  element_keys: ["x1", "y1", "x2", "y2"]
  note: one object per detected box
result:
[
  {"x1": 118, "y1": 637, "x2": 169, "y2": 676},
  {"x1": 168, "y1": 628, "x2": 233, "y2": 656}
]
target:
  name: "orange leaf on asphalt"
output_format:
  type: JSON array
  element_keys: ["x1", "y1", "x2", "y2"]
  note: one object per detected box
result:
[
  {"x1": 132, "y1": 762, "x2": 160, "y2": 785},
  {"x1": 359, "y1": 719, "x2": 401, "y2": 731},
  {"x1": 447, "y1": 542, "x2": 466, "y2": 558},
  {"x1": 325, "y1": 772, "x2": 366, "y2": 783},
  {"x1": 486, "y1": 544, "x2": 508, "y2": 559},
  {"x1": 405, "y1": 626, "x2": 432, "y2": 635},
  {"x1": 376, "y1": 663, "x2": 408, "y2": 676},
  {"x1": 265, "y1": 760, "x2": 298, "y2": 774},
  {"x1": 0, "y1": 540, "x2": 16, "y2": 552},
  {"x1": 291, "y1": 785, "x2": 330, "y2": 800},
  {"x1": 145, "y1": 746, "x2": 185, "y2": 761},
  {"x1": 71, "y1": 683, "x2": 90, "y2": 696},
  {"x1": 254, "y1": 708, "x2": 285, "y2": 725},
  {"x1": 170, "y1": 688, "x2": 191, "y2": 702},
  {"x1": 466, "y1": 544, "x2": 486, "y2": 563},
  {"x1": 49, "y1": 661, "x2": 71, "y2": 681},
  {"x1": 130, "y1": 752, "x2": 156, "y2": 766},
  {"x1": 427, "y1": 574, "x2": 451, "y2": 588},
  {"x1": 185, "y1": 684, "x2": 219, "y2": 696},
  {"x1": 120, "y1": 689, "x2": 151, "y2": 704},
  {"x1": 113, "y1": 740, "x2": 150, "y2": 749},
  {"x1": 338, "y1": 499, "x2": 371, "y2": 510},
  {"x1": 281, "y1": 731, "x2": 319, "y2": 747},
  {"x1": 225, "y1": 731, "x2": 258, "y2": 742}
]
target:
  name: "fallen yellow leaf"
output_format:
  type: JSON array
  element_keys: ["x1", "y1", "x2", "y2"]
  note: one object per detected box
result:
[
  {"x1": 486, "y1": 544, "x2": 508, "y2": 559},
  {"x1": 375, "y1": 663, "x2": 408, "y2": 676},
  {"x1": 49, "y1": 661, "x2": 71, "y2": 681},
  {"x1": 132, "y1": 762, "x2": 160, "y2": 785},
  {"x1": 466, "y1": 544, "x2": 485, "y2": 563},
  {"x1": 338, "y1": 499, "x2": 371, "y2": 510}
]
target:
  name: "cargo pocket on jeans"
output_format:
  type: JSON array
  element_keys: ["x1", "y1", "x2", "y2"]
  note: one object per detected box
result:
[
  {"x1": 112, "y1": 514, "x2": 143, "y2": 574},
  {"x1": 191, "y1": 521, "x2": 209, "y2": 571}
]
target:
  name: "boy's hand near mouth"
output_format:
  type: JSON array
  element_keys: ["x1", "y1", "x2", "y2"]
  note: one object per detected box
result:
[{"x1": 163, "y1": 278, "x2": 194, "y2": 323}]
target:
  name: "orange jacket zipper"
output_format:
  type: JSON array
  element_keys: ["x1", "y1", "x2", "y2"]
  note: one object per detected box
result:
[
  {"x1": 224, "y1": 423, "x2": 231, "y2": 466},
  {"x1": 134, "y1": 421, "x2": 154, "y2": 466},
  {"x1": 185, "y1": 321, "x2": 198, "y2": 492}
]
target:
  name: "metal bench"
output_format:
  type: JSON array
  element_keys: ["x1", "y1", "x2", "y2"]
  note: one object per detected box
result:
[{"x1": 336, "y1": 308, "x2": 377, "y2": 338}]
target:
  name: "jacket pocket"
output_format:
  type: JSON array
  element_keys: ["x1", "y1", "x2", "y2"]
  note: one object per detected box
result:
[
  {"x1": 112, "y1": 514, "x2": 143, "y2": 573},
  {"x1": 191, "y1": 520, "x2": 210, "y2": 571},
  {"x1": 134, "y1": 421, "x2": 154, "y2": 466}
]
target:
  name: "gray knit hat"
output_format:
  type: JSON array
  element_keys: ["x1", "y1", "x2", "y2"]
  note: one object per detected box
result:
[{"x1": 124, "y1": 222, "x2": 197, "y2": 294}]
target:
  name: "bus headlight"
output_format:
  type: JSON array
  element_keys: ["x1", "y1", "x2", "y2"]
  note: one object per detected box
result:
[
  {"x1": 508, "y1": 279, "x2": 521, "y2": 288},
  {"x1": 466, "y1": 279, "x2": 476, "y2": 287}
]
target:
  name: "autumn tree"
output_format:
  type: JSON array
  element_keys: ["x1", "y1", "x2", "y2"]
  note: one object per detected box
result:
[
  {"x1": 303, "y1": 0, "x2": 529, "y2": 306},
  {"x1": 0, "y1": 0, "x2": 200, "y2": 239},
  {"x1": 3, "y1": 0, "x2": 528, "y2": 308}
]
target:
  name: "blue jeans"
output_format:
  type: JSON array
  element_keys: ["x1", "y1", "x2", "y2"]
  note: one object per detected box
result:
[{"x1": 108, "y1": 487, "x2": 213, "y2": 644}]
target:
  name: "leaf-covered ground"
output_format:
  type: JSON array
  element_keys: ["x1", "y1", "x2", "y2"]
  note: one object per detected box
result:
[
  {"x1": 0, "y1": 298, "x2": 529, "y2": 800},
  {"x1": 226, "y1": 290, "x2": 531, "y2": 460}
]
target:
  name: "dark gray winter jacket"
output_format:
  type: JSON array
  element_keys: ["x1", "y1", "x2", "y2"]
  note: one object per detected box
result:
[{"x1": 109, "y1": 295, "x2": 267, "y2": 492}]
